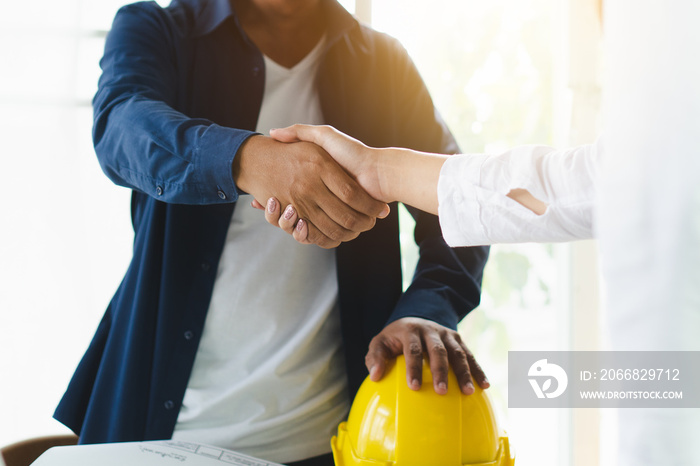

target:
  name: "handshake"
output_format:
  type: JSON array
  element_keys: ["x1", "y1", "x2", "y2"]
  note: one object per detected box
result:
[{"x1": 235, "y1": 124, "x2": 447, "y2": 248}]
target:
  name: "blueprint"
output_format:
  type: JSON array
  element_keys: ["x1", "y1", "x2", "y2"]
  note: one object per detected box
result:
[{"x1": 31, "y1": 440, "x2": 285, "y2": 466}]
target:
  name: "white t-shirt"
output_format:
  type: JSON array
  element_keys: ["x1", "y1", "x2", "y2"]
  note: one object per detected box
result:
[
  {"x1": 173, "y1": 37, "x2": 350, "y2": 463},
  {"x1": 437, "y1": 139, "x2": 602, "y2": 247}
]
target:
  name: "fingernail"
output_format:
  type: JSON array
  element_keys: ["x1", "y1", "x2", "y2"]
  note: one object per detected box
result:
[
  {"x1": 482, "y1": 378, "x2": 491, "y2": 388},
  {"x1": 284, "y1": 205, "x2": 295, "y2": 220},
  {"x1": 296, "y1": 219, "x2": 305, "y2": 231},
  {"x1": 370, "y1": 365, "x2": 379, "y2": 381},
  {"x1": 438, "y1": 382, "x2": 447, "y2": 392},
  {"x1": 463, "y1": 382, "x2": 475, "y2": 395},
  {"x1": 411, "y1": 378, "x2": 421, "y2": 390},
  {"x1": 267, "y1": 198, "x2": 276, "y2": 213},
  {"x1": 379, "y1": 205, "x2": 390, "y2": 219}
]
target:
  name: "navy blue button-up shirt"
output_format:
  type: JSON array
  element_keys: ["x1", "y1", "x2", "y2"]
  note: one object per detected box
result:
[{"x1": 55, "y1": 0, "x2": 489, "y2": 444}]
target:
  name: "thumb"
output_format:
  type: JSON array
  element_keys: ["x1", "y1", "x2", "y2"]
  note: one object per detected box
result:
[
  {"x1": 269, "y1": 124, "x2": 308, "y2": 143},
  {"x1": 269, "y1": 126, "x2": 299, "y2": 143},
  {"x1": 271, "y1": 124, "x2": 333, "y2": 145}
]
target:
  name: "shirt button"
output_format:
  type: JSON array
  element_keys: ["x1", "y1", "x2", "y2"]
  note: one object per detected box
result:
[
  {"x1": 164, "y1": 400, "x2": 174, "y2": 410},
  {"x1": 252, "y1": 66, "x2": 260, "y2": 77},
  {"x1": 217, "y1": 190, "x2": 227, "y2": 200},
  {"x1": 156, "y1": 186, "x2": 163, "y2": 196},
  {"x1": 200, "y1": 262, "x2": 210, "y2": 272},
  {"x1": 184, "y1": 330, "x2": 194, "y2": 340}
]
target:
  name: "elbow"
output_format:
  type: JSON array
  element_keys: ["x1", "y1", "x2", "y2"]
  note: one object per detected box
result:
[{"x1": 94, "y1": 145, "x2": 122, "y2": 187}]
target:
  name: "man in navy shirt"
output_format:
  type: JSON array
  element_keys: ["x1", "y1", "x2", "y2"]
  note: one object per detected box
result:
[{"x1": 55, "y1": 0, "x2": 489, "y2": 464}]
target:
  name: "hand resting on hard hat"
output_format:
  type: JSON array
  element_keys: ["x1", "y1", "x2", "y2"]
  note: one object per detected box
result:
[{"x1": 367, "y1": 317, "x2": 489, "y2": 395}]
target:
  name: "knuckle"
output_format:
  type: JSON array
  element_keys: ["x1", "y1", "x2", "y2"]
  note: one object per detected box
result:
[
  {"x1": 319, "y1": 238, "x2": 341, "y2": 249},
  {"x1": 408, "y1": 343, "x2": 423, "y2": 357},
  {"x1": 337, "y1": 182, "x2": 358, "y2": 202},
  {"x1": 327, "y1": 225, "x2": 355, "y2": 243},
  {"x1": 435, "y1": 324, "x2": 450, "y2": 335},
  {"x1": 307, "y1": 229, "x2": 329, "y2": 248},
  {"x1": 451, "y1": 347, "x2": 467, "y2": 361},
  {"x1": 339, "y1": 212, "x2": 372, "y2": 233},
  {"x1": 339, "y1": 213, "x2": 359, "y2": 232},
  {"x1": 431, "y1": 344, "x2": 448, "y2": 358},
  {"x1": 369, "y1": 334, "x2": 389, "y2": 351},
  {"x1": 404, "y1": 322, "x2": 420, "y2": 334},
  {"x1": 325, "y1": 227, "x2": 343, "y2": 242},
  {"x1": 367, "y1": 339, "x2": 389, "y2": 359}
]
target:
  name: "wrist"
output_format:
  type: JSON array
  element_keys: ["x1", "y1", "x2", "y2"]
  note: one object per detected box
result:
[
  {"x1": 374, "y1": 147, "x2": 404, "y2": 204},
  {"x1": 232, "y1": 134, "x2": 268, "y2": 193},
  {"x1": 374, "y1": 148, "x2": 447, "y2": 215}
]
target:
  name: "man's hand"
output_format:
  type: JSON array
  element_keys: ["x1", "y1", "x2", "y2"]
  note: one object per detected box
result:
[
  {"x1": 251, "y1": 125, "x2": 390, "y2": 245},
  {"x1": 270, "y1": 125, "x2": 387, "y2": 202},
  {"x1": 366, "y1": 317, "x2": 489, "y2": 395},
  {"x1": 233, "y1": 135, "x2": 389, "y2": 248}
]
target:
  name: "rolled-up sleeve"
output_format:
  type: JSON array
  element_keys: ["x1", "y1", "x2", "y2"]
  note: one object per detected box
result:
[
  {"x1": 93, "y1": 3, "x2": 255, "y2": 205},
  {"x1": 438, "y1": 139, "x2": 602, "y2": 246}
]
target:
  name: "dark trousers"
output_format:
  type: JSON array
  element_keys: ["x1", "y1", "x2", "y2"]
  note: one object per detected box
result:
[{"x1": 286, "y1": 452, "x2": 334, "y2": 466}]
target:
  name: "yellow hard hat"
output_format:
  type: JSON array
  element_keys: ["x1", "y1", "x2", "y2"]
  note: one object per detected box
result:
[{"x1": 331, "y1": 355, "x2": 514, "y2": 466}]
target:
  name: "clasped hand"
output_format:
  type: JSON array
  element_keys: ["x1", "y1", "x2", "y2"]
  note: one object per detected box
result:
[
  {"x1": 233, "y1": 132, "x2": 388, "y2": 248},
  {"x1": 248, "y1": 125, "x2": 388, "y2": 244}
]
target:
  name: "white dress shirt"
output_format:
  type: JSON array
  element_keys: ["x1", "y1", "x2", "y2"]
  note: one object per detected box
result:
[{"x1": 437, "y1": 140, "x2": 602, "y2": 247}]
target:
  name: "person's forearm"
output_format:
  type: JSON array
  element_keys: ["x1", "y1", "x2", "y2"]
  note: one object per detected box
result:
[
  {"x1": 375, "y1": 148, "x2": 447, "y2": 215},
  {"x1": 374, "y1": 148, "x2": 548, "y2": 217}
]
